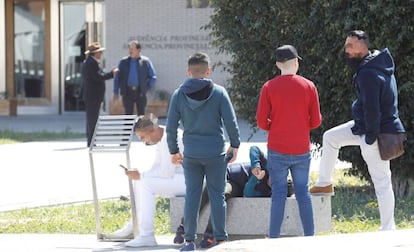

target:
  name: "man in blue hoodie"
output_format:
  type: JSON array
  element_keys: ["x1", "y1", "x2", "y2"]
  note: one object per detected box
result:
[
  {"x1": 310, "y1": 30, "x2": 405, "y2": 231},
  {"x1": 173, "y1": 146, "x2": 277, "y2": 249},
  {"x1": 166, "y1": 52, "x2": 240, "y2": 251}
]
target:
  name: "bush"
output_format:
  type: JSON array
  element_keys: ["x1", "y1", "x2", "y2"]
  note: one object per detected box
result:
[{"x1": 207, "y1": 0, "x2": 414, "y2": 196}]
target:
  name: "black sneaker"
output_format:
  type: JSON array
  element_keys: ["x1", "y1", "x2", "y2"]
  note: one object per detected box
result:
[
  {"x1": 173, "y1": 224, "x2": 185, "y2": 244},
  {"x1": 198, "y1": 232, "x2": 214, "y2": 248},
  {"x1": 180, "y1": 241, "x2": 196, "y2": 251}
]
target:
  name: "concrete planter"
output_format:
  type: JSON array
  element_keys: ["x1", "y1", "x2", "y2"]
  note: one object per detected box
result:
[
  {"x1": 0, "y1": 99, "x2": 17, "y2": 116},
  {"x1": 0, "y1": 99, "x2": 9, "y2": 115},
  {"x1": 146, "y1": 100, "x2": 169, "y2": 118},
  {"x1": 109, "y1": 98, "x2": 169, "y2": 118}
]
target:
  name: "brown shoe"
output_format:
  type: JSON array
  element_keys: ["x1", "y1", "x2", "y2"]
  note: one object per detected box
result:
[{"x1": 310, "y1": 184, "x2": 334, "y2": 195}]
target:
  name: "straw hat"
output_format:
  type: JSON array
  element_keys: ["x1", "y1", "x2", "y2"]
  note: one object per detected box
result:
[{"x1": 84, "y1": 42, "x2": 106, "y2": 55}]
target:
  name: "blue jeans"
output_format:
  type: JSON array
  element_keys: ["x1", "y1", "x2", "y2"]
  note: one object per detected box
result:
[
  {"x1": 267, "y1": 149, "x2": 314, "y2": 238},
  {"x1": 182, "y1": 155, "x2": 228, "y2": 241}
]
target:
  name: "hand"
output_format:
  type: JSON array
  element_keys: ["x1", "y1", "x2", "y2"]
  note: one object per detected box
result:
[
  {"x1": 112, "y1": 67, "x2": 119, "y2": 75},
  {"x1": 125, "y1": 170, "x2": 140, "y2": 180},
  {"x1": 112, "y1": 94, "x2": 120, "y2": 100},
  {"x1": 252, "y1": 167, "x2": 265, "y2": 180},
  {"x1": 226, "y1": 147, "x2": 238, "y2": 163},
  {"x1": 171, "y1": 153, "x2": 183, "y2": 165}
]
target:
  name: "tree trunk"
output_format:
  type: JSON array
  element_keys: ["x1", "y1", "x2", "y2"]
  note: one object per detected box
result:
[{"x1": 392, "y1": 176, "x2": 414, "y2": 198}]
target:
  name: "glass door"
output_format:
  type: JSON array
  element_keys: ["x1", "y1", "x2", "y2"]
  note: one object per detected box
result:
[
  {"x1": 60, "y1": 0, "x2": 104, "y2": 112},
  {"x1": 14, "y1": 0, "x2": 46, "y2": 99}
]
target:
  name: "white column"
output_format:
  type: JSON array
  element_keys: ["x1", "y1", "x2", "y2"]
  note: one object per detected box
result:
[{"x1": 50, "y1": 0, "x2": 60, "y2": 113}]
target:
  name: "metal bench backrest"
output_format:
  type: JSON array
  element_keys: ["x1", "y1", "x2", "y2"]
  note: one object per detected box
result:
[
  {"x1": 88, "y1": 114, "x2": 138, "y2": 239},
  {"x1": 89, "y1": 115, "x2": 137, "y2": 153}
]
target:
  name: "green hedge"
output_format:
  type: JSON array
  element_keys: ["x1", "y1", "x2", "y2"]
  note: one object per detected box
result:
[{"x1": 207, "y1": 0, "x2": 414, "y2": 196}]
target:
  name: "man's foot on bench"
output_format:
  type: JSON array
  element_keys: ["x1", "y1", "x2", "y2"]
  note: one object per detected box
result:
[
  {"x1": 173, "y1": 224, "x2": 185, "y2": 244},
  {"x1": 310, "y1": 184, "x2": 334, "y2": 195},
  {"x1": 198, "y1": 232, "x2": 214, "y2": 248}
]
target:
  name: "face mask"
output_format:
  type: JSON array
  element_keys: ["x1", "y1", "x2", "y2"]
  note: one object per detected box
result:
[{"x1": 344, "y1": 52, "x2": 363, "y2": 71}]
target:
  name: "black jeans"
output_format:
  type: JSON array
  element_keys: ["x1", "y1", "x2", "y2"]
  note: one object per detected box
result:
[
  {"x1": 123, "y1": 86, "x2": 146, "y2": 115},
  {"x1": 85, "y1": 100, "x2": 101, "y2": 147}
]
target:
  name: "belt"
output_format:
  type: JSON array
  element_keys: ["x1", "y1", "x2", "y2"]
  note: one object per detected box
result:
[{"x1": 127, "y1": 85, "x2": 139, "y2": 91}]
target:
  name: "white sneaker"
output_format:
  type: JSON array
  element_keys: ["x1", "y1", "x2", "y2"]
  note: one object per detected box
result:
[
  {"x1": 125, "y1": 235, "x2": 158, "y2": 247},
  {"x1": 104, "y1": 220, "x2": 134, "y2": 240}
]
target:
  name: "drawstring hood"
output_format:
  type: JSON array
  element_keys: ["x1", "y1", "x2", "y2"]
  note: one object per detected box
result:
[
  {"x1": 179, "y1": 78, "x2": 214, "y2": 110},
  {"x1": 180, "y1": 78, "x2": 213, "y2": 99}
]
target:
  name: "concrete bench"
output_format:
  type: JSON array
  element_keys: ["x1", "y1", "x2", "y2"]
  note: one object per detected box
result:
[{"x1": 170, "y1": 195, "x2": 332, "y2": 236}]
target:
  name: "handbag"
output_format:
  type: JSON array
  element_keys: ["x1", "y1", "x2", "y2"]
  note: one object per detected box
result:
[{"x1": 377, "y1": 133, "x2": 407, "y2": 161}]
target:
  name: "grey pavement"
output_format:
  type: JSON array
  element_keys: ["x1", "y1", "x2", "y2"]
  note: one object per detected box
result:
[
  {"x1": 0, "y1": 114, "x2": 268, "y2": 212},
  {"x1": 1, "y1": 114, "x2": 412, "y2": 251},
  {"x1": 0, "y1": 229, "x2": 413, "y2": 252},
  {"x1": 0, "y1": 114, "x2": 268, "y2": 142}
]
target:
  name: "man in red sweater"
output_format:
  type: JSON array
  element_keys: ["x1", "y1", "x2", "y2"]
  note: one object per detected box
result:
[{"x1": 256, "y1": 45, "x2": 322, "y2": 238}]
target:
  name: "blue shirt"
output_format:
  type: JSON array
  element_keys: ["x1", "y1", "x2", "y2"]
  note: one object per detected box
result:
[{"x1": 127, "y1": 59, "x2": 139, "y2": 86}]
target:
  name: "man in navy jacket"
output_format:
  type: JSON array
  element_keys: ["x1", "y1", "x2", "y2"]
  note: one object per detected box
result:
[
  {"x1": 113, "y1": 40, "x2": 156, "y2": 115},
  {"x1": 311, "y1": 30, "x2": 405, "y2": 231}
]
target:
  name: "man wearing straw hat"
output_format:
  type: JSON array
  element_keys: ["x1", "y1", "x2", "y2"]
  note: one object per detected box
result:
[{"x1": 81, "y1": 42, "x2": 118, "y2": 147}]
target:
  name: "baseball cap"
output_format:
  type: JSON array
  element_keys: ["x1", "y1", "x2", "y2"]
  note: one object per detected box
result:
[{"x1": 275, "y1": 45, "x2": 302, "y2": 62}]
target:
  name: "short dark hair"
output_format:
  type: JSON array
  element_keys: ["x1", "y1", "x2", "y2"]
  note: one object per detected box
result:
[
  {"x1": 129, "y1": 40, "x2": 142, "y2": 50},
  {"x1": 347, "y1": 30, "x2": 370, "y2": 47},
  {"x1": 188, "y1": 52, "x2": 210, "y2": 67},
  {"x1": 134, "y1": 113, "x2": 158, "y2": 132}
]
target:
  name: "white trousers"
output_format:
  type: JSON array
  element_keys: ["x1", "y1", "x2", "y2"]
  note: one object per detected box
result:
[
  {"x1": 315, "y1": 120, "x2": 395, "y2": 230},
  {"x1": 131, "y1": 173, "x2": 186, "y2": 237}
]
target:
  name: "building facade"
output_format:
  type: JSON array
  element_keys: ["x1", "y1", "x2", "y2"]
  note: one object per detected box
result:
[{"x1": 0, "y1": 0, "x2": 228, "y2": 116}]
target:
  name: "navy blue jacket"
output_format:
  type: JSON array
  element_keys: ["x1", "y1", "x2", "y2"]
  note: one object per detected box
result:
[
  {"x1": 113, "y1": 56, "x2": 157, "y2": 96},
  {"x1": 81, "y1": 56, "x2": 114, "y2": 103},
  {"x1": 351, "y1": 48, "x2": 405, "y2": 144}
]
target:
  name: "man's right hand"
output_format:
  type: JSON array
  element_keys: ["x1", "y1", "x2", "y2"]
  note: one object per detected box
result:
[{"x1": 125, "y1": 170, "x2": 140, "y2": 180}]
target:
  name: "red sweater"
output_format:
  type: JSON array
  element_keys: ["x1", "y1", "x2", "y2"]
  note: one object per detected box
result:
[{"x1": 256, "y1": 74, "x2": 322, "y2": 154}]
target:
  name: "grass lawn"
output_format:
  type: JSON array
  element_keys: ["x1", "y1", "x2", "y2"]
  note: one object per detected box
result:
[
  {"x1": 0, "y1": 130, "x2": 84, "y2": 144},
  {"x1": 0, "y1": 169, "x2": 413, "y2": 235}
]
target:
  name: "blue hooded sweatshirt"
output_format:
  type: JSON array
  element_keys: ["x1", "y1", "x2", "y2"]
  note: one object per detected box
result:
[
  {"x1": 351, "y1": 48, "x2": 405, "y2": 144},
  {"x1": 166, "y1": 78, "x2": 240, "y2": 158}
]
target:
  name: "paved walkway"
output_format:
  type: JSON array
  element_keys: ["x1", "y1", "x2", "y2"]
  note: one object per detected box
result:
[
  {"x1": 0, "y1": 229, "x2": 413, "y2": 251},
  {"x1": 0, "y1": 114, "x2": 268, "y2": 212}
]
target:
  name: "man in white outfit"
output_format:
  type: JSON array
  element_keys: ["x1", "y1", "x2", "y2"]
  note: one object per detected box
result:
[
  {"x1": 106, "y1": 114, "x2": 185, "y2": 247},
  {"x1": 310, "y1": 30, "x2": 405, "y2": 231}
]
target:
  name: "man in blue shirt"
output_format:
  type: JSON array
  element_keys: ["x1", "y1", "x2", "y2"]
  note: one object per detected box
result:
[{"x1": 113, "y1": 40, "x2": 157, "y2": 115}]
